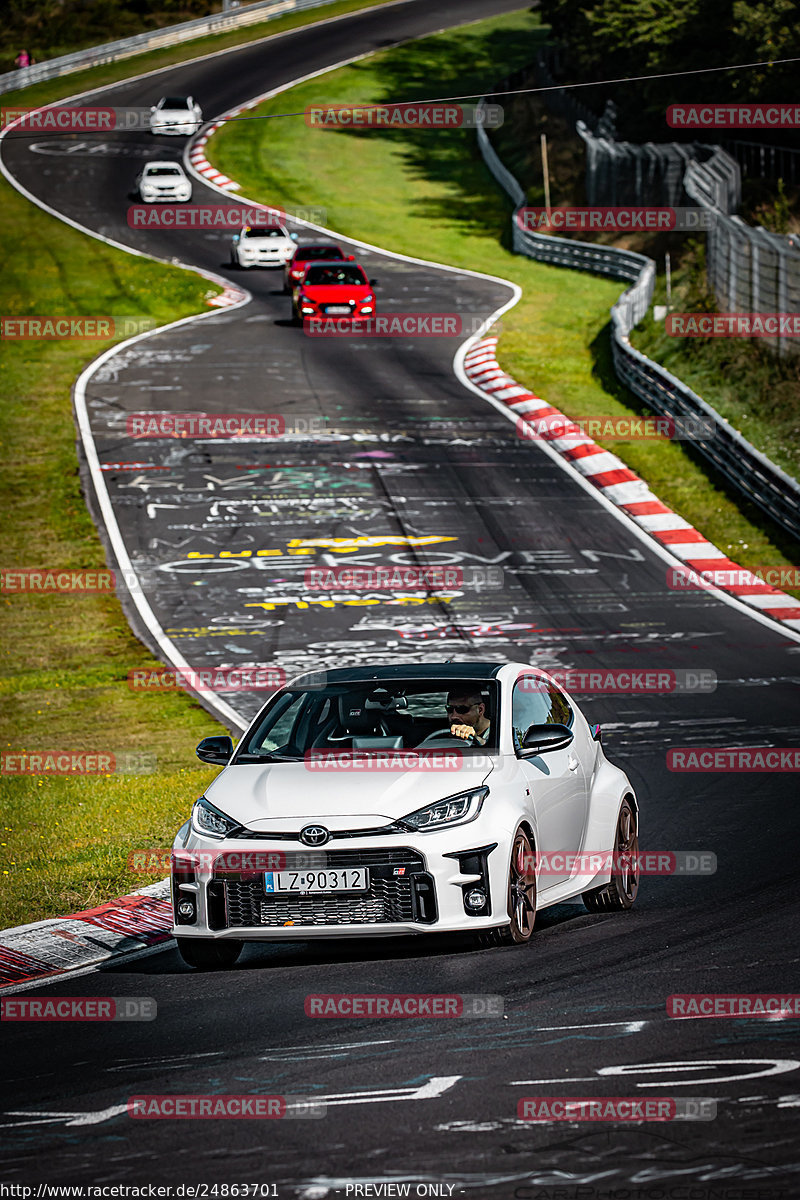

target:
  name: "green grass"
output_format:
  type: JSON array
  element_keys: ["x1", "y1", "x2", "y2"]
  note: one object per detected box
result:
[
  {"x1": 207, "y1": 10, "x2": 800, "y2": 588},
  {"x1": 0, "y1": 174, "x2": 227, "y2": 929},
  {"x1": 0, "y1": 0, "x2": 408, "y2": 933}
]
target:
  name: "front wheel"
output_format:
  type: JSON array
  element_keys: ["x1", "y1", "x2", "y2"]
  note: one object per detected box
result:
[
  {"x1": 582, "y1": 797, "x2": 639, "y2": 912},
  {"x1": 478, "y1": 828, "x2": 537, "y2": 947},
  {"x1": 176, "y1": 937, "x2": 243, "y2": 969}
]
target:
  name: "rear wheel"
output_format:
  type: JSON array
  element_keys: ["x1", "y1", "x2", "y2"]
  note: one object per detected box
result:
[
  {"x1": 582, "y1": 797, "x2": 639, "y2": 912},
  {"x1": 478, "y1": 828, "x2": 536, "y2": 947},
  {"x1": 176, "y1": 937, "x2": 243, "y2": 969}
]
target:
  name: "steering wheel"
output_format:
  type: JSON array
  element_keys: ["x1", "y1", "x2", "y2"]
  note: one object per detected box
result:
[{"x1": 417, "y1": 727, "x2": 478, "y2": 748}]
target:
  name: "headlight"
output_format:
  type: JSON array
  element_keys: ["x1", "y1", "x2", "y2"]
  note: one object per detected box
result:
[
  {"x1": 401, "y1": 787, "x2": 487, "y2": 832},
  {"x1": 363, "y1": 294, "x2": 374, "y2": 303},
  {"x1": 191, "y1": 797, "x2": 239, "y2": 839}
]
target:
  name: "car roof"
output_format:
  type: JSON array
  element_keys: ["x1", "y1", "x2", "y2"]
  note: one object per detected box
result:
[{"x1": 291, "y1": 663, "x2": 505, "y2": 686}]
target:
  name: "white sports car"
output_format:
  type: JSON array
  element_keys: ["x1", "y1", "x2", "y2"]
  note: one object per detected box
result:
[
  {"x1": 230, "y1": 219, "x2": 298, "y2": 269},
  {"x1": 135, "y1": 161, "x2": 192, "y2": 202},
  {"x1": 149, "y1": 95, "x2": 203, "y2": 136},
  {"x1": 171, "y1": 662, "x2": 639, "y2": 968}
]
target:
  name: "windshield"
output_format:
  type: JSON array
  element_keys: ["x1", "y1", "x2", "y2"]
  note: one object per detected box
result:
[
  {"x1": 145, "y1": 167, "x2": 181, "y2": 176},
  {"x1": 163, "y1": 97, "x2": 190, "y2": 109},
  {"x1": 304, "y1": 265, "x2": 366, "y2": 287},
  {"x1": 242, "y1": 226, "x2": 288, "y2": 239},
  {"x1": 237, "y1": 679, "x2": 499, "y2": 761},
  {"x1": 296, "y1": 246, "x2": 344, "y2": 261}
]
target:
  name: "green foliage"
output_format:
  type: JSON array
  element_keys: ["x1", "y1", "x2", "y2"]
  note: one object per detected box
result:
[{"x1": 538, "y1": 0, "x2": 800, "y2": 139}]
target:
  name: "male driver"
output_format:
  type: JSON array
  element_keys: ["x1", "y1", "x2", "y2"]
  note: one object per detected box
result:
[{"x1": 446, "y1": 690, "x2": 491, "y2": 745}]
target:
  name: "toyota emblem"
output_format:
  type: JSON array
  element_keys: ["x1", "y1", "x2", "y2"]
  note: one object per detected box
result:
[{"x1": 300, "y1": 824, "x2": 330, "y2": 847}]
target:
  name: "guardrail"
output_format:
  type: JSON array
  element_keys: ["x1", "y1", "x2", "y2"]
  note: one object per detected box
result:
[
  {"x1": 0, "y1": 0, "x2": 337, "y2": 96},
  {"x1": 476, "y1": 95, "x2": 800, "y2": 543}
]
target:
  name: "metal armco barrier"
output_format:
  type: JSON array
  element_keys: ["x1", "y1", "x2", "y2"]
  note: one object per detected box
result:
[
  {"x1": 476, "y1": 95, "x2": 800, "y2": 542},
  {"x1": 0, "y1": 0, "x2": 338, "y2": 96}
]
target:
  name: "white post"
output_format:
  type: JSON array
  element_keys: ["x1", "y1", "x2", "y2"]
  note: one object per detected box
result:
[
  {"x1": 541, "y1": 133, "x2": 551, "y2": 216},
  {"x1": 665, "y1": 252, "x2": 672, "y2": 311}
]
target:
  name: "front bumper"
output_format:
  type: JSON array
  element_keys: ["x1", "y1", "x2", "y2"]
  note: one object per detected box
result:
[{"x1": 171, "y1": 829, "x2": 509, "y2": 940}]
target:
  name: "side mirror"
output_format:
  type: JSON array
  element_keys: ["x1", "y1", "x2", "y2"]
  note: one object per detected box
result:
[
  {"x1": 518, "y1": 723, "x2": 573, "y2": 757},
  {"x1": 346, "y1": 254, "x2": 356, "y2": 261},
  {"x1": 369, "y1": 278, "x2": 379, "y2": 287},
  {"x1": 231, "y1": 234, "x2": 240, "y2": 242},
  {"x1": 196, "y1": 736, "x2": 234, "y2": 765},
  {"x1": 290, "y1": 232, "x2": 299, "y2": 240}
]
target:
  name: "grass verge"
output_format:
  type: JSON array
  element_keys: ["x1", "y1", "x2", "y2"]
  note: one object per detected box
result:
[
  {"x1": 0, "y1": 174, "x2": 227, "y2": 929},
  {"x1": 0, "y1": 0, "x2": 407, "y2": 933},
  {"x1": 207, "y1": 10, "x2": 800, "y2": 588}
]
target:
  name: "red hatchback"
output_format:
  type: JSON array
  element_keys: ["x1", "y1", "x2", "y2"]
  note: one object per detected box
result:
[
  {"x1": 283, "y1": 242, "x2": 354, "y2": 293},
  {"x1": 292, "y1": 262, "x2": 377, "y2": 323}
]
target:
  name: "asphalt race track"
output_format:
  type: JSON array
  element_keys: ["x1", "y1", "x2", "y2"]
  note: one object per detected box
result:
[{"x1": 2, "y1": 0, "x2": 800, "y2": 1192}]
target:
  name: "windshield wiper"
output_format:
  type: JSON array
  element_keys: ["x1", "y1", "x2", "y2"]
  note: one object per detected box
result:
[{"x1": 235, "y1": 751, "x2": 302, "y2": 763}]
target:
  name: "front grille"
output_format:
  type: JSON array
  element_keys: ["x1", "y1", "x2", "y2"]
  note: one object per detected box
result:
[
  {"x1": 215, "y1": 847, "x2": 434, "y2": 928},
  {"x1": 225, "y1": 877, "x2": 413, "y2": 927}
]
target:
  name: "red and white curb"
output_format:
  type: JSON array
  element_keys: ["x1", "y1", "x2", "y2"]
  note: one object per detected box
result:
[
  {"x1": 189, "y1": 118, "x2": 241, "y2": 191},
  {"x1": 464, "y1": 337, "x2": 800, "y2": 633},
  {"x1": 0, "y1": 881, "x2": 172, "y2": 993}
]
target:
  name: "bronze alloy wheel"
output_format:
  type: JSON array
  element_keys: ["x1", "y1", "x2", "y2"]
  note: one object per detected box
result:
[{"x1": 582, "y1": 797, "x2": 639, "y2": 912}]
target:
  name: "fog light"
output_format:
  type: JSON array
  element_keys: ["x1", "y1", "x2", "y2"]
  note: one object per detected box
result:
[
  {"x1": 465, "y1": 889, "x2": 487, "y2": 910},
  {"x1": 178, "y1": 899, "x2": 195, "y2": 918}
]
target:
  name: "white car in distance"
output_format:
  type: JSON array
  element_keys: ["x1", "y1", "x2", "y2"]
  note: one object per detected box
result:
[
  {"x1": 230, "y1": 220, "x2": 298, "y2": 269},
  {"x1": 135, "y1": 162, "x2": 192, "y2": 202},
  {"x1": 149, "y1": 95, "x2": 203, "y2": 136}
]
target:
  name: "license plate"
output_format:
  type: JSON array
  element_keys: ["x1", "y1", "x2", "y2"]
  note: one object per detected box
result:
[
  {"x1": 264, "y1": 868, "x2": 369, "y2": 893},
  {"x1": 325, "y1": 305, "x2": 352, "y2": 315}
]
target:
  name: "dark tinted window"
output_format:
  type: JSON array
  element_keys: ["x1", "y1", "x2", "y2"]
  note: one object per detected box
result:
[{"x1": 304, "y1": 265, "x2": 366, "y2": 287}]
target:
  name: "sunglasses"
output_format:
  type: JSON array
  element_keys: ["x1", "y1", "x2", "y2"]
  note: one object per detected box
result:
[{"x1": 446, "y1": 703, "x2": 477, "y2": 714}]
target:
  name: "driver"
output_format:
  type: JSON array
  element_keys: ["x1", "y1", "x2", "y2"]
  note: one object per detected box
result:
[{"x1": 446, "y1": 690, "x2": 491, "y2": 746}]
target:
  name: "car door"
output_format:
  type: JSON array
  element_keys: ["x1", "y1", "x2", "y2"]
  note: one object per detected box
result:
[{"x1": 512, "y1": 675, "x2": 588, "y2": 888}]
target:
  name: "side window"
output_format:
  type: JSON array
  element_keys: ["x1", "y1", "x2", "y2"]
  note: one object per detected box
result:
[{"x1": 512, "y1": 678, "x2": 573, "y2": 749}]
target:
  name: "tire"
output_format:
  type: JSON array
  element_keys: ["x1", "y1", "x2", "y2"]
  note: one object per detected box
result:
[
  {"x1": 176, "y1": 937, "x2": 243, "y2": 969},
  {"x1": 582, "y1": 797, "x2": 639, "y2": 912},
  {"x1": 477, "y1": 828, "x2": 537, "y2": 947}
]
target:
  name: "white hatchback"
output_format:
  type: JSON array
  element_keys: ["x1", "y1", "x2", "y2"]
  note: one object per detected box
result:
[
  {"x1": 135, "y1": 161, "x2": 192, "y2": 202},
  {"x1": 171, "y1": 662, "x2": 640, "y2": 969},
  {"x1": 230, "y1": 220, "x2": 298, "y2": 268},
  {"x1": 149, "y1": 95, "x2": 203, "y2": 136}
]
